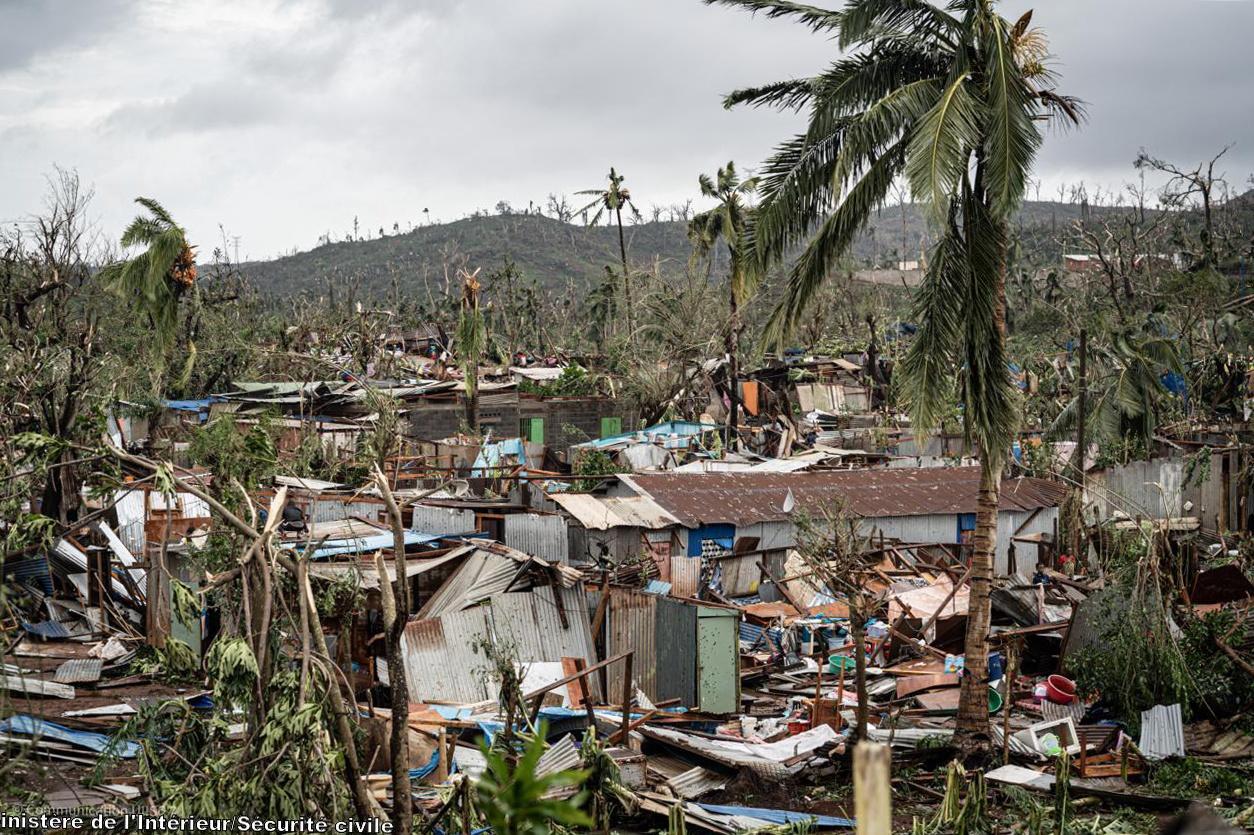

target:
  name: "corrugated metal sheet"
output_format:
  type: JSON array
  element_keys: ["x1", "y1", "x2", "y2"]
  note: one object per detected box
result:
[
  {"x1": 114, "y1": 488, "x2": 147, "y2": 555},
  {"x1": 54, "y1": 659, "x2": 103, "y2": 684},
  {"x1": 1139, "y1": 704, "x2": 1185, "y2": 760},
  {"x1": 399, "y1": 608, "x2": 494, "y2": 703},
  {"x1": 503, "y1": 513, "x2": 569, "y2": 564},
  {"x1": 549, "y1": 493, "x2": 678, "y2": 530},
  {"x1": 670, "y1": 557, "x2": 700, "y2": 599},
  {"x1": 667, "y1": 766, "x2": 727, "y2": 799},
  {"x1": 417, "y1": 549, "x2": 522, "y2": 619},
  {"x1": 410, "y1": 504, "x2": 478, "y2": 535},
  {"x1": 627, "y1": 468, "x2": 1066, "y2": 527},
  {"x1": 607, "y1": 588, "x2": 656, "y2": 700},
  {"x1": 308, "y1": 499, "x2": 385, "y2": 525},
  {"x1": 655, "y1": 596, "x2": 697, "y2": 707},
  {"x1": 401, "y1": 583, "x2": 597, "y2": 705}
]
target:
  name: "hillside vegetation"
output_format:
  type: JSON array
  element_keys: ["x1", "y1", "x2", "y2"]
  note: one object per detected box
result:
[{"x1": 241, "y1": 199, "x2": 1113, "y2": 297}]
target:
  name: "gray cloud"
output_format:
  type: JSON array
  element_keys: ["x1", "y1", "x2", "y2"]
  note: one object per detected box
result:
[
  {"x1": 0, "y1": 0, "x2": 134, "y2": 71},
  {"x1": 0, "y1": 0, "x2": 1251, "y2": 258}
]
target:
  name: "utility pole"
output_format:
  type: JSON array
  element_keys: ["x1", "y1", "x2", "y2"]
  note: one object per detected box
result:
[{"x1": 1070, "y1": 329, "x2": 1088, "y2": 561}]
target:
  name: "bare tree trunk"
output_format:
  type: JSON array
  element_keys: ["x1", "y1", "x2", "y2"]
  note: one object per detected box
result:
[
  {"x1": 616, "y1": 206, "x2": 633, "y2": 342},
  {"x1": 851, "y1": 592, "x2": 869, "y2": 741},
  {"x1": 956, "y1": 449, "x2": 1000, "y2": 751},
  {"x1": 726, "y1": 286, "x2": 740, "y2": 452},
  {"x1": 373, "y1": 467, "x2": 412, "y2": 834},
  {"x1": 465, "y1": 373, "x2": 478, "y2": 433}
]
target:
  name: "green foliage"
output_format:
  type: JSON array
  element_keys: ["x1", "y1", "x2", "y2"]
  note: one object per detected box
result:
[
  {"x1": 204, "y1": 637, "x2": 260, "y2": 711},
  {"x1": 1148, "y1": 757, "x2": 1247, "y2": 799},
  {"x1": 475, "y1": 723, "x2": 592, "y2": 835},
  {"x1": 913, "y1": 760, "x2": 989, "y2": 835},
  {"x1": 518, "y1": 364, "x2": 599, "y2": 397},
  {"x1": 1178, "y1": 610, "x2": 1254, "y2": 721},
  {"x1": 98, "y1": 197, "x2": 195, "y2": 350},
  {"x1": 569, "y1": 449, "x2": 627, "y2": 492},
  {"x1": 187, "y1": 415, "x2": 279, "y2": 492},
  {"x1": 1067, "y1": 582, "x2": 1192, "y2": 727},
  {"x1": 171, "y1": 579, "x2": 200, "y2": 631}
]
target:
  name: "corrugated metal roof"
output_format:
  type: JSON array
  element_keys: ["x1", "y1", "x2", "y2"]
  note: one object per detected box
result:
[
  {"x1": 626, "y1": 468, "x2": 1066, "y2": 527},
  {"x1": 1139, "y1": 704, "x2": 1185, "y2": 760},
  {"x1": 550, "y1": 493, "x2": 679, "y2": 530}
]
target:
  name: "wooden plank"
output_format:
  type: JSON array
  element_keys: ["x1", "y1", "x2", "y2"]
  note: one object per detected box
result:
[
  {"x1": 896, "y1": 673, "x2": 960, "y2": 699},
  {"x1": 854, "y1": 742, "x2": 891, "y2": 835}
]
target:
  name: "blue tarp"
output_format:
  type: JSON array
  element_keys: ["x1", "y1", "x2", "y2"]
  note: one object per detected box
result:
[
  {"x1": 0, "y1": 715, "x2": 140, "y2": 759},
  {"x1": 695, "y1": 803, "x2": 855, "y2": 829},
  {"x1": 471, "y1": 437, "x2": 527, "y2": 478},
  {"x1": 308, "y1": 530, "x2": 445, "y2": 559}
]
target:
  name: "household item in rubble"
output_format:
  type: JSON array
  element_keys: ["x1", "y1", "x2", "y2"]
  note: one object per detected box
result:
[
  {"x1": 944, "y1": 654, "x2": 965, "y2": 674},
  {"x1": 1044, "y1": 674, "x2": 1076, "y2": 705},
  {"x1": 787, "y1": 718, "x2": 812, "y2": 735},
  {"x1": 987, "y1": 651, "x2": 1004, "y2": 681},
  {"x1": 1038, "y1": 733, "x2": 1063, "y2": 756},
  {"x1": 827, "y1": 654, "x2": 857, "y2": 674},
  {"x1": 987, "y1": 687, "x2": 1004, "y2": 714},
  {"x1": 1033, "y1": 683, "x2": 1048, "y2": 702}
]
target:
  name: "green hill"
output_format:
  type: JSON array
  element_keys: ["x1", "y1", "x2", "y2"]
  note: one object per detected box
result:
[{"x1": 239, "y1": 199, "x2": 1128, "y2": 298}]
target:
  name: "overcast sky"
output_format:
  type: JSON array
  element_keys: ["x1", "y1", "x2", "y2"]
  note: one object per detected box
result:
[{"x1": 3, "y1": 0, "x2": 1252, "y2": 259}]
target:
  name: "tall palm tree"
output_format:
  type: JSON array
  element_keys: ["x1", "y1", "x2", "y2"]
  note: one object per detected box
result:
[
  {"x1": 100, "y1": 197, "x2": 196, "y2": 349},
  {"x1": 689, "y1": 161, "x2": 759, "y2": 450},
  {"x1": 706, "y1": 0, "x2": 1080, "y2": 750},
  {"x1": 576, "y1": 168, "x2": 641, "y2": 340}
]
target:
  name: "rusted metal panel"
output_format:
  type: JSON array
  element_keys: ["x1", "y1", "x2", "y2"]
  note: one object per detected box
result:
[
  {"x1": 628, "y1": 468, "x2": 1066, "y2": 527},
  {"x1": 655, "y1": 596, "x2": 697, "y2": 707},
  {"x1": 670, "y1": 557, "x2": 700, "y2": 599},
  {"x1": 400, "y1": 609, "x2": 493, "y2": 704},
  {"x1": 606, "y1": 588, "x2": 657, "y2": 701},
  {"x1": 503, "y1": 513, "x2": 569, "y2": 564}
]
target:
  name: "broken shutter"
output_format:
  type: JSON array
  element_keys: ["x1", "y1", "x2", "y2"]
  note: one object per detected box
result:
[{"x1": 600, "y1": 416, "x2": 621, "y2": 438}]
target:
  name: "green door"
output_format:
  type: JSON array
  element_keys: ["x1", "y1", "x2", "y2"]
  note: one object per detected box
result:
[
  {"x1": 696, "y1": 606, "x2": 739, "y2": 714},
  {"x1": 520, "y1": 417, "x2": 545, "y2": 444},
  {"x1": 600, "y1": 416, "x2": 622, "y2": 439}
]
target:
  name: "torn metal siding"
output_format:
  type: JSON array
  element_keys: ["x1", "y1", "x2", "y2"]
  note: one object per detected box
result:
[
  {"x1": 410, "y1": 504, "x2": 479, "y2": 535},
  {"x1": 400, "y1": 608, "x2": 495, "y2": 704},
  {"x1": 401, "y1": 582, "x2": 597, "y2": 705},
  {"x1": 503, "y1": 513, "x2": 569, "y2": 565}
]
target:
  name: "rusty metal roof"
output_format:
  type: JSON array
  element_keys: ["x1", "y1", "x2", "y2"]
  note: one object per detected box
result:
[{"x1": 626, "y1": 467, "x2": 1066, "y2": 527}]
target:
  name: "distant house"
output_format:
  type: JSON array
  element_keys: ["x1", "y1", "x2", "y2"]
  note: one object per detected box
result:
[
  {"x1": 1062, "y1": 253, "x2": 1101, "y2": 274},
  {"x1": 552, "y1": 467, "x2": 1066, "y2": 595}
]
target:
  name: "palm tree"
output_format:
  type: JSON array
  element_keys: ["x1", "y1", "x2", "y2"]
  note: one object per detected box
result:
[
  {"x1": 100, "y1": 197, "x2": 196, "y2": 348},
  {"x1": 706, "y1": 0, "x2": 1080, "y2": 750},
  {"x1": 457, "y1": 268, "x2": 487, "y2": 432},
  {"x1": 577, "y1": 168, "x2": 641, "y2": 340},
  {"x1": 1048, "y1": 328, "x2": 1183, "y2": 456},
  {"x1": 689, "y1": 161, "x2": 759, "y2": 450}
]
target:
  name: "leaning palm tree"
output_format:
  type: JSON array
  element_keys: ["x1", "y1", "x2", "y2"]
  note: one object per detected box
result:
[
  {"x1": 689, "y1": 161, "x2": 759, "y2": 450},
  {"x1": 1048, "y1": 328, "x2": 1183, "y2": 456},
  {"x1": 100, "y1": 197, "x2": 196, "y2": 349},
  {"x1": 706, "y1": 0, "x2": 1080, "y2": 750},
  {"x1": 576, "y1": 168, "x2": 642, "y2": 340}
]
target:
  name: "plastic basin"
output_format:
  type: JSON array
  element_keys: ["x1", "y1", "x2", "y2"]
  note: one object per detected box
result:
[{"x1": 1044, "y1": 674, "x2": 1076, "y2": 704}]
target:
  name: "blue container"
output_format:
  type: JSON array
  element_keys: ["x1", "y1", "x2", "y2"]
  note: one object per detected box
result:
[{"x1": 988, "y1": 651, "x2": 1004, "y2": 681}]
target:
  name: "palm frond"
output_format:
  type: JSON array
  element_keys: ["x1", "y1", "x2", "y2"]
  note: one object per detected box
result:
[
  {"x1": 761, "y1": 135, "x2": 908, "y2": 348},
  {"x1": 132, "y1": 197, "x2": 176, "y2": 228},
  {"x1": 980, "y1": 11, "x2": 1041, "y2": 218},
  {"x1": 723, "y1": 78, "x2": 818, "y2": 111},
  {"x1": 905, "y1": 73, "x2": 981, "y2": 217},
  {"x1": 701, "y1": 0, "x2": 844, "y2": 33},
  {"x1": 897, "y1": 208, "x2": 967, "y2": 435},
  {"x1": 837, "y1": 0, "x2": 961, "y2": 50}
]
